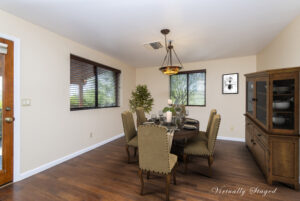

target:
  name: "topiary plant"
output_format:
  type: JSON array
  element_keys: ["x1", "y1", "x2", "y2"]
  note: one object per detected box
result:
[{"x1": 129, "y1": 85, "x2": 154, "y2": 114}]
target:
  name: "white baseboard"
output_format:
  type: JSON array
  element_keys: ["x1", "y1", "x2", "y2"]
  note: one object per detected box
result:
[
  {"x1": 217, "y1": 136, "x2": 245, "y2": 142},
  {"x1": 15, "y1": 133, "x2": 124, "y2": 182}
]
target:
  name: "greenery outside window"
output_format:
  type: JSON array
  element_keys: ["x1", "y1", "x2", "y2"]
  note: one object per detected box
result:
[
  {"x1": 70, "y1": 54, "x2": 121, "y2": 110},
  {"x1": 170, "y1": 70, "x2": 206, "y2": 106}
]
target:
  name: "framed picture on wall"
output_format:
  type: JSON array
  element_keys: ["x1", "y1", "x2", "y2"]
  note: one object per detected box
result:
[{"x1": 222, "y1": 73, "x2": 239, "y2": 94}]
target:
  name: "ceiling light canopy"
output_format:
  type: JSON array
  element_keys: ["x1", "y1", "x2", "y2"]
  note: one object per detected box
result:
[{"x1": 159, "y1": 29, "x2": 183, "y2": 75}]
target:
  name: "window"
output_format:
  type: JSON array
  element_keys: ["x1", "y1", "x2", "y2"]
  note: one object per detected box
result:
[
  {"x1": 170, "y1": 70, "x2": 206, "y2": 106},
  {"x1": 70, "y1": 55, "x2": 120, "y2": 110}
]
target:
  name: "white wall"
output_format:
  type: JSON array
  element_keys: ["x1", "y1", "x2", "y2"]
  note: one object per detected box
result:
[
  {"x1": 0, "y1": 9, "x2": 136, "y2": 173},
  {"x1": 257, "y1": 15, "x2": 300, "y2": 70},
  {"x1": 136, "y1": 56, "x2": 256, "y2": 139}
]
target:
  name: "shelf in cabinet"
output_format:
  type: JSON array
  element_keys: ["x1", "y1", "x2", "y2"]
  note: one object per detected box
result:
[
  {"x1": 273, "y1": 110, "x2": 294, "y2": 114},
  {"x1": 273, "y1": 93, "x2": 294, "y2": 97}
]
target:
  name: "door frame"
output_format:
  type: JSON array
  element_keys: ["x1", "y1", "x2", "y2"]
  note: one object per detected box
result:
[{"x1": 0, "y1": 33, "x2": 21, "y2": 182}]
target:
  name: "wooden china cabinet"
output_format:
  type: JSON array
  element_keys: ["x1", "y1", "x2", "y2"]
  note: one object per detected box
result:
[{"x1": 245, "y1": 67, "x2": 299, "y2": 189}]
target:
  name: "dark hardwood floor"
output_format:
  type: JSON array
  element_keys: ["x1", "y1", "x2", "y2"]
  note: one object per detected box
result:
[{"x1": 0, "y1": 138, "x2": 299, "y2": 201}]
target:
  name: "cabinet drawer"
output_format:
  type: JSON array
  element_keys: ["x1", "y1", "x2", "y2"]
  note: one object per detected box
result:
[
  {"x1": 245, "y1": 117, "x2": 254, "y2": 149},
  {"x1": 246, "y1": 129, "x2": 253, "y2": 149},
  {"x1": 254, "y1": 127, "x2": 268, "y2": 148}
]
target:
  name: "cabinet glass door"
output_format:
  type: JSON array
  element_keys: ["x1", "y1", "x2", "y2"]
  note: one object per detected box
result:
[
  {"x1": 256, "y1": 81, "x2": 267, "y2": 126},
  {"x1": 272, "y1": 79, "x2": 295, "y2": 130},
  {"x1": 246, "y1": 80, "x2": 254, "y2": 115}
]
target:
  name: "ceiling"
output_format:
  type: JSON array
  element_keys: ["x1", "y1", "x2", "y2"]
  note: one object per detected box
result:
[{"x1": 1, "y1": 0, "x2": 300, "y2": 68}]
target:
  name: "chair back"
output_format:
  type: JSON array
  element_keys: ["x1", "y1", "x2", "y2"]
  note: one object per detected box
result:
[
  {"x1": 206, "y1": 109, "x2": 217, "y2": 136},
  {"x1": 138, "y1": 125, "x2": 171, "y2": 174},
  {"x1": 181, "y1": 105, "x2": 186, "y2": 116},
  {"x1": 171, "y1": 104, "x2": 186, "y2": 116},
  {"x1": 207, "y1": 114, "x2": 221, "y2": 153},
  {"x1": 136, "y1": 107, "x2": 147, "y2": 127},
  {"x1": 121, "y1": 111, "x2": 137, "y2": 143}
]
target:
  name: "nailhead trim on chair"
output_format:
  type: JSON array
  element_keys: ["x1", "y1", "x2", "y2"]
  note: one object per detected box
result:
[
  {"x1": 138, "y1": 125, "x2": 175, "y2": 174},
  {"x1": 208, "y1": 116, "x2": 221, "y2": 154}
]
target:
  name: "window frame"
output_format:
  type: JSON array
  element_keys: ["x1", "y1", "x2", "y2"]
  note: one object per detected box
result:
[
  {"x1": 169, "y1": 69, "x2": 206, "y2": 107},
  {"x1": 70, "y1": 54, "x2": 121, "y2": 111}
]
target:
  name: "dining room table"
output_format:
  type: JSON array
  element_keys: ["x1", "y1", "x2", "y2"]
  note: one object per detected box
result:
[
  {"x1": 144, "y1": 117, "x2": 200, "y2": 160},
  {"x1": 172, "y1": 121, "x2": 199, "y2": 140},
  {"x1": 146, "y1": 118, "x2": 199, "y2": 139}
]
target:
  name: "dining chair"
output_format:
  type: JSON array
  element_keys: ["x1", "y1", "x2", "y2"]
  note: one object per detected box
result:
[
  {"x1": 172, "y1": 104, "x2": 186, "y2": 116},
  {"x1": 183, "y1": 114, "x2": 221, "y2": 176},
  {"x1": 136, "y1": 107, "x2": 147, "y2": 128},
  {"x1": 138, "y1": 125, "x2": 177, "y2": 201},
  {"x1": 189, "y1": 109, "x2": 217, "y2": 142},
  {"x1": 180, "y1": 104, "x2": 186, "y2": 116},
  {"x1": 121, "y1": 111, "x2": 138, "y2": 163}
]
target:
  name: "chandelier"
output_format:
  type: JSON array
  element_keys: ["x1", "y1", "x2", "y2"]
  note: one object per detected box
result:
[{"x1": 159, "y1": 29, "x2": 183, "y2": 75}]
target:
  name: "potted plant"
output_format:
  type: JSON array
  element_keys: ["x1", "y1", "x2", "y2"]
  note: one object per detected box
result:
[{"x1": 129, "y1": 85, "x2": 154, "y2": 113}]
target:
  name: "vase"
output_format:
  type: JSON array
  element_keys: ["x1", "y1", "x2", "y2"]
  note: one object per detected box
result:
[{"x1": 166, "y1": 111, "x2": 172, "y2": 123}]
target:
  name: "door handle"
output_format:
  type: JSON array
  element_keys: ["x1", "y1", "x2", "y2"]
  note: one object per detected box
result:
[{"x1": 5, "y1": 117, "x2": 14, "y2": 123}]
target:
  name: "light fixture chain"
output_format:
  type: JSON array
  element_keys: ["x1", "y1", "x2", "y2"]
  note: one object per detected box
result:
[
  {"x1": 161, "y1": 49, "x2": 169, "y2": 67},
  {"x1": 173, "y1": 49, "x2": 183, "y2": 67},
  {"x1": 169, "y1": 42, "x2": 173, "y2": 66}
]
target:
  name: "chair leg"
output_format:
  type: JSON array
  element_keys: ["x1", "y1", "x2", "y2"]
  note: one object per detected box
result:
[
  {"x1": 138, "y1": 169, "x2": 144, "y2": 195},
  {"x1": 126, "y1": 145, "x2": 130, "y2": 163},
  {"x1": 147, "y1": 171, "x2": 150, "y2": 180},
  {"x1": 208, "y1": 156, "x2": 214, "y2": 177},
  {"x1": 166, "y1": 173, "x2": 171, "y2": 201},
  {"x1": 183, "y1": 154, "x2": 188, "y2": 174},
  {"x1": 134, "y1": 147, "x2": 137, "y2": 158},
  {"x1": 208, "y1": 155, "x2": 214, "y2": 167},
  {"x1": 173, "y1": 165, "x2": 177, "y2": 185}
]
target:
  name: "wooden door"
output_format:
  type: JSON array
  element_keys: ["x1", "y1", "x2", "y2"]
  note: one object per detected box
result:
[
  {"x1": 252, "y1": 134, "x2": 268, "y2": 176},
  {"x1": 255, "y1": 76, "x2": 269, "y2": 130},
  {"x1": 269, "y1": 136, "x2": 299, "y2": 188},
  {"x1": 270, "y1": 72, "x2": 299, "y2": 135},
  {"x1": 0, "y1": 38, "x2": 14, "y2": 185}
]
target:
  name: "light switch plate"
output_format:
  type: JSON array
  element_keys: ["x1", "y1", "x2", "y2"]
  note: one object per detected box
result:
[{"x1": 21, "y1": 99, "x2": 31, "y2": 106}]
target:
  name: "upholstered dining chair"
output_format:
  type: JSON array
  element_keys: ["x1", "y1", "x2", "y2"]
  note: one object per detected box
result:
[
  {"x1": 136, "y1": 107, "x2": 147, "y2": 128},
  {"x1": 171, "y1": 104, "x2": 187, "y2": 116},
  {"x1": 189, "y1": 109, "x2": 217, "y2": 142},
  {"x1": 121, "y1": 111, "x2": 138, "y2": 163},
  {"x1": 138, "y1": 125, "x2": 177, "y2": 201},
  {"x1": 180, "y1": 104, "x2": 186, "y2": 116},
  {"x1": 183, "y1": 114, "x2": 221, "y2": 176}
]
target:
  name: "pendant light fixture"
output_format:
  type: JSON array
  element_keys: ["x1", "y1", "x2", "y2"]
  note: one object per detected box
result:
[{"x1": 159, "y1": 29, "x2": 183, "y2": 75}]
